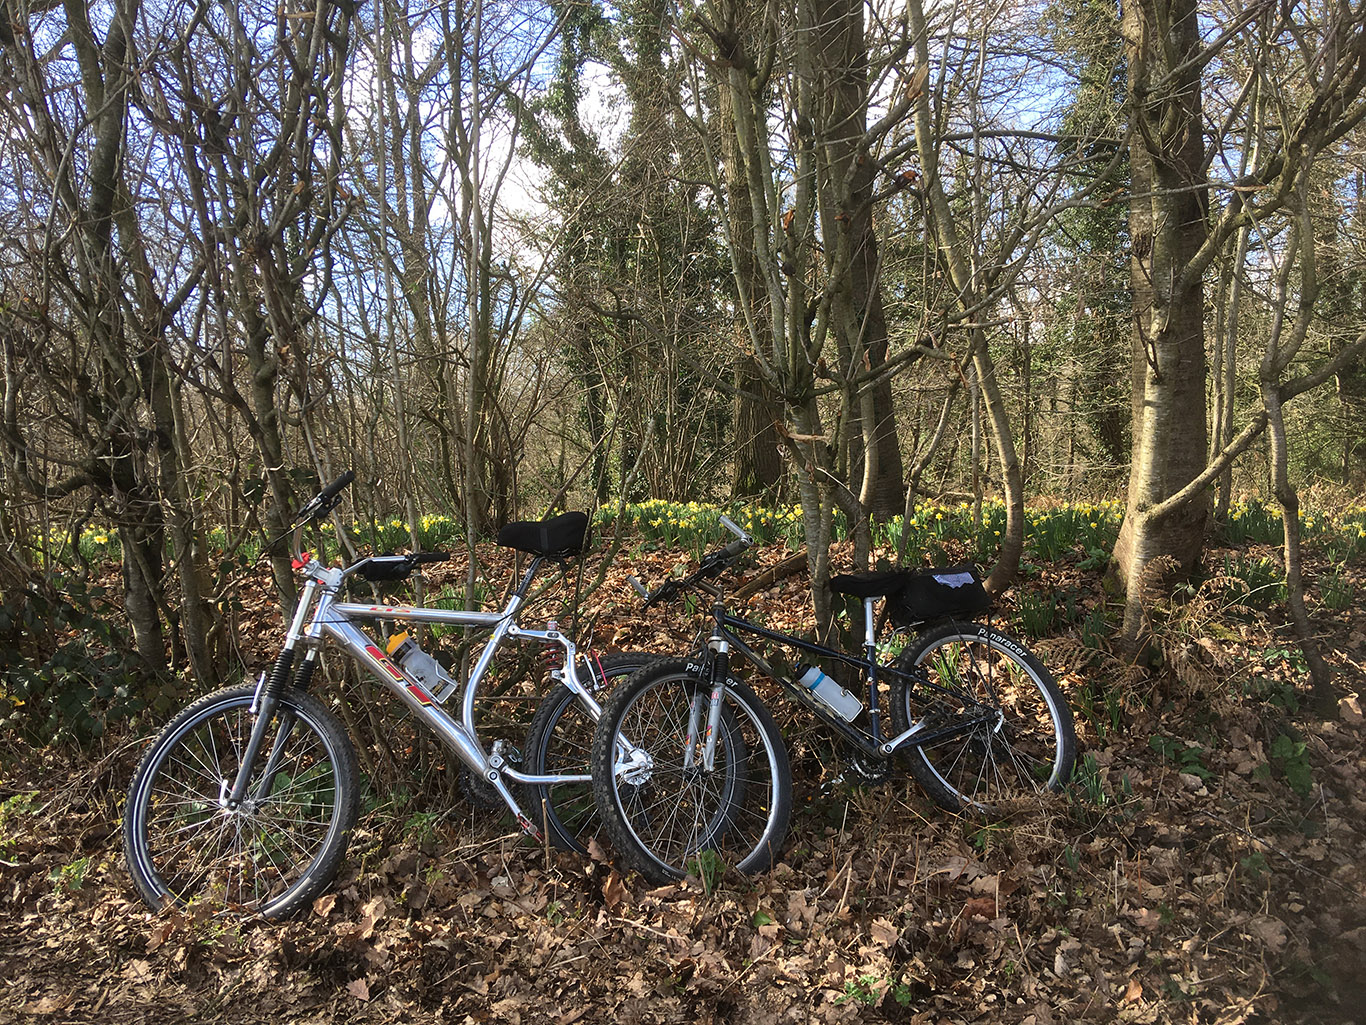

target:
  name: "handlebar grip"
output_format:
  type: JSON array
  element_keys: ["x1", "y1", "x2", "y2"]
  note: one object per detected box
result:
[
  {"x1": 627, "y1": 575, "x2": 649, "y2": 598},
  {"x1": 319, "y1": 470, "x2": 355, "y2": 503},
  {"x1": 412, "y1": 551, "x2": 450, "y2": 564},
  {"x1": 720, "y1": 538, "x2": 749, "y2": 560}
]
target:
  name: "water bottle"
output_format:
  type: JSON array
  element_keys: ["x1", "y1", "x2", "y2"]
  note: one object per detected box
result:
[
  {"x1": 795, "y1": 664, "x2": 862, "y2": 721},
  {"x1": 386, "y1": 632, "x2": 455, "y2": 695}
]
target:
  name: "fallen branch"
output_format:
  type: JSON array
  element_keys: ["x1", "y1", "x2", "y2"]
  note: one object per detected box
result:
[{"x1": 735, "y1": 550, "x2": 808, "y2": 599}]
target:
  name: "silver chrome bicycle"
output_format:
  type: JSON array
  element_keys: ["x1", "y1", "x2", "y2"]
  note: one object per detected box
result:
[{"x1": 123, "y1": 471, "x2": 650, "y2": 918}]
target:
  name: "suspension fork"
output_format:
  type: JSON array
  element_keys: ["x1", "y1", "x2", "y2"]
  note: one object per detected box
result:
[
  {"x1": 684, "y1": 631, "x2": 729, "y2": 772},
  {"x1": 227, "y1": 581, "x2": 320, "y2": 808}
]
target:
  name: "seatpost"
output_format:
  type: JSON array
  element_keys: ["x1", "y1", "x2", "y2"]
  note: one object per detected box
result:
[{"x1": 864, "y1": 597, "x2": 882, "y2": 736}]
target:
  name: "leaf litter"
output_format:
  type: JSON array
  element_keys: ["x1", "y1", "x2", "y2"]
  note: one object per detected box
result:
[{"x1": 2, "y1": 535, "x2": 1365, "y2": 1023}]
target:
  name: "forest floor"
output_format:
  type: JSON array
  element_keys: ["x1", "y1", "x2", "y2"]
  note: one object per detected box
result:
[{"x1": 2, "y1": 535, "x2": 1365, "y2": 1025}]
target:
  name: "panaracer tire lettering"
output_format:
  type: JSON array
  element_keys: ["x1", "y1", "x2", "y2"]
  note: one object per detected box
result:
[
  {"x1": 123, "y1": 685, "x2": 359, "y2": 920},
  {"x1": 888, "y1": 623, "x2": 1075, "y2": 814}
]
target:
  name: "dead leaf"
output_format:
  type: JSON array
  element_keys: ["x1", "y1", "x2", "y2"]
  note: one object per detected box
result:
[
  {"x1": 869, "y1": 917, "x2": 899, "y2": 947},
  {"x1": 123, "y1": 959, "x2": 154, "y2": 984},
  {"x1": 313, "y1": 893, "x2": 337, "y2": 917},
  {"x1": 1131, "y1": 907, "x2": 1163, "y2": 931},
  {"x1": 1250, "y1": 915, "x2": 1289, "y2": 952},
  {"x1": 602, "y1": 870, "x2": 626, "y2": 909},
  {"x1": 145, "y1": 916, "x2": 178, "y2": 952},
  {"x1": 1339, "y1": 693, "x2": 1363, "y2": 725},
  {"x1": 1124, "y1": 976, "x2": 1143, "y2": 1003},
  {"x1": 360, "y1": 895, "x2": 387, "y2": 921},
  {"x1": 961, "y1": 896, "x2": 997, "y2": 920},
  {"x1": 347, "y1": 978, "x2": 370, "y2": 1002},
  {"x1": 22, "y1": 995, "x2": 73, "y2": 1015}
]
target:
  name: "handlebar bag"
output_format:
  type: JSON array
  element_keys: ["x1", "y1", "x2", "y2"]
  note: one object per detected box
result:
[{"x1": 886, "y1": 564, "x2": 991, "y2": 626}]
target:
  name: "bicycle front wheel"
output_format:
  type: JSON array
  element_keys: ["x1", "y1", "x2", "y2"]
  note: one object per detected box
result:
[
  {"x1": 888, "y1": 623, "x2": 1075, "y2": 813},
  {"x1": 522, "y1": 652, "x2": 660, "y2": 853},
  {"x1": 590, "y1": 661, "x2": 792, "y2": 885},
  {"x1": 123, "y1": 684, "x2": 359, "y2": 919}
]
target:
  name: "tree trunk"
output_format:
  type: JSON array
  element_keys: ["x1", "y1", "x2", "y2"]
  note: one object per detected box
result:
[
  {"x1": 1263, "y1": 384, "x2": 1335, "y2": 712},
  {"x1": 1111, "y1": 0, "x2": 1211, "y2": 643},
  {"x1": 812, "y1": 0, "x2": 903, "y2": 521}
]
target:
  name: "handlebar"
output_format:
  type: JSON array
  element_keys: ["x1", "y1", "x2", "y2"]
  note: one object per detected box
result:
[
  {"x1": 284, "y1": 471, "x2": 451, "y2": 577},
  {"x1": 295, "y1": 470, "x2": 355, "y2": 527},
  {"x1": 318, "y1": 470, "x2": 355, "y2": 504},
  {"x1": 718, "y1": 513, "x2": 746, "y2": 540},
  {"x1": 631, "y1": 517, "x2": 754, "y2": 608}
]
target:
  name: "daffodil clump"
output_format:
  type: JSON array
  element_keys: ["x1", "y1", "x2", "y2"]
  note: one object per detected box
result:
[
  {"x1": 34, "y1": 525, "x2": 120, "y2": 563},
  {"x1": 610, "y1": 499, "x2": 723, "y2": 554},
  {"x1": 1025, "y1": 500, "x2": 1125, "y2": 562},
  {"x1": 28, "y1": 497, "x2": 1366, "y2": 570},
  {"x1": 875, "y1": 500, "x2": 997, "y2": 562},
  {"x1": 731, "y1": 504, "x2": 807, "y2": 546},
  {"x1": 1222, "y1": 499, "x2": 1285, "y2": 546}
]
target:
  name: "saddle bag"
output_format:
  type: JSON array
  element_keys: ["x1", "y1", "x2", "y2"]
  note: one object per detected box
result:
[{"x1": 886, "y1": 564, "x2": 992, "y2": 626}]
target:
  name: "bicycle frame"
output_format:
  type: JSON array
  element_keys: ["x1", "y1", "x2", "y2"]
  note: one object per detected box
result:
[
  {"x1": 688, "y1": 600, "x2": 1003, "y2": 763},
  {"x1": 266, "y1": 554, "x2": 608, "y2": 840}
]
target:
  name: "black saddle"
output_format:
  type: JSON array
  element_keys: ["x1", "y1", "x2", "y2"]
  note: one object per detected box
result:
[
  {"x1": 496, "y1": 511, "x2": 589, "y2": 558},
  {"x1": 828, "y1": 571, "x2": 908, "y2": 598}
]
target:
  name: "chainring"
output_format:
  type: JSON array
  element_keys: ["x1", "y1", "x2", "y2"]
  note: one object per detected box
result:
[
  {"x1": 458, "y1": 766, "x2": 506, "y2": 810},
  {"x1": 844, "y1": 747, "x2": 895, "y2": 784}
]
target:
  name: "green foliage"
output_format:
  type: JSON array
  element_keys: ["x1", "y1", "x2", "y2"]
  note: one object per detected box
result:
[
  {"x1": 1149, "y1": 735, "x2": 1213, "y2": 781},
  {"x1": 968, "y1": 820, "x2": 1011, "y2": 855},
  {"x1": 687, "y1": 849, "x2": 725, "y2": 893},
  {"x1": 0, "y1": 576, "x2": 173, "y2": 745},
  {"x1": 835, "y1": 973, "x2": 910, "y2": 1007},
  {"x1": 1218, "y1": 554, "x2": 1286, "y2": 610},
  {"x1": 1241, "y1": 672, "x2": 1300, "y2": 714},
  {"x1": 1069, "y1": 754, "x2": 1137, "y2": 824},
  {"x1": 49, "y1": 856, "x2": 91, "y2": 893},
  {"x1": 0, "y1": 791, "x2": 38, "y2": 861},
  {"x1": 1269, "y1": 733, "x2": 1313, "y2": 797},
  {"x1": 402, "y1": 810, "x2": 442, "y2": 847},
  {"x1": 1219, "y1": 500, "x2": 1283, "y2": 546},
  {"x1": 1018, "y1": 591, "x2": 1060, "y2": 639},
  {"x1": 1078, "y1": 605, "x2": 1110, "y2": 650},
  {"x1": 1319, "y1": 567, "x2": 1354, "y2": 611},
  {"x1": 1075, "y1": 680, "x2": 1124, "y2": 741},
  {"x1": 1239, "y1": 851, "x2": 1268, "y2": 879}
]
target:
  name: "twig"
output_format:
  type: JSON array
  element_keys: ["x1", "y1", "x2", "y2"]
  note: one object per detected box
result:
[{"x1": 1193, "y1": 810, "x2": 1359, "y2": 895}]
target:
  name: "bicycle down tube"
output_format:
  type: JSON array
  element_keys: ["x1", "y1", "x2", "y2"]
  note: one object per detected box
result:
[{"x1": 700, "y1": 611, "x2": 1003, "y2": 761}]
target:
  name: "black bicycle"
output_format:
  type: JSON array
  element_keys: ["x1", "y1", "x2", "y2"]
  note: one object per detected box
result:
[{"x1": 590, "y1": 515, "x2": 1076, "y2": 884}]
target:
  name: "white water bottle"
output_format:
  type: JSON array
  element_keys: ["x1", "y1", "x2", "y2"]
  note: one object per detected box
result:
[
  {"x1": 387, "y1": 633, "x2": 455, "y2": 695},
  {"x1": 795, "y1": 664, "x2": 862, "y2": 721}
]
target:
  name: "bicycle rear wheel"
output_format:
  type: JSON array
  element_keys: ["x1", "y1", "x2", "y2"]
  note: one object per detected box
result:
[
  {"x1": 590, "y1": 661, "x2": 791, "y2": 885},
  {"x1": 888, "y1": 623, "x2": 1075, "y2": 813},
  {"x1": 123, "y1": 684, "x2": 359, "y2": 919},
  {"x1": 522, "y1": 652, "x2": 659, "y2": 853}
]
